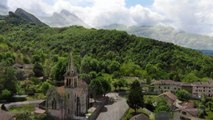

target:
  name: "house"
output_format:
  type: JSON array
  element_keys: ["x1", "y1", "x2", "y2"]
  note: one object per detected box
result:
[
  {"x1": 174, "y1": 108, "x2": 203, "y2": 120},
  {"x1": 158, "y1": 91, "x2": 178, "y2": 110},
  {"x1": 191, "y1": 81, "x2": 213, "y2": 98},
  {"x1": 0, "y1": 110, "x2": 15, "y2": 120},
  {"x1": 152, "y1": 80, "x2": 182, "y2": 94},
  {"x1": 158, "y1": 92, "x2": 203, "y2": 120},
  {"x1": 152, "y1": 80, "x2": 213, "y2": 98},
  {"x1": 46, "y1": 53, "x2": 89, "y2": 120}
]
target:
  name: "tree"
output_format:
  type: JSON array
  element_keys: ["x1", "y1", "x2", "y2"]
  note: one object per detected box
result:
[
  {"x1": 1, "y1": 89, "x2": 12, "y2": 100},
  {"x1": 89, "y1": 79, "x2": 104, "y2": 101},
  {"x1": 33, "y1": 62, "x2": 43, "y2": 77},
  {"x1": 117, "y1": 78, "x2": 127, "y2": 90},
  {"x1": 53, "y1": 59, "x2": 67, "y2": 81},
  {"x1": 155, "y1": 98, "x2": 170, "y2": 113},
  {"x1": 108, "y1": 61, "x2": 120, "y2": 73},
  {"x1": 176, "y1": 89, "x2": 191, "y2": 101},
  {"x1": 2, "y1": 67, "x2": 17, "y2": 93},
  {"x1": 98, "y1": 77, "x2": 111, "y2": 96},
  {"x1": 113, "y1": 81, "x2": 118, "y2": 90},
  {"x1": 127, "y1": 80, "x2": 144, "y2": 113},
  {"x1": 40, "y1": 81, "x2": 52, "y2": 94}
]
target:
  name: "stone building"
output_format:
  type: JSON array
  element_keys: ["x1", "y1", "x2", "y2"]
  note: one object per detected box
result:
[
  {"x1": 46, "y1": 54, "x2": 89, "y2": 120},
  {"x1": 152, "y1": 80, "x2": 182, "y2": 94},
  {"x1": 191, "y1": 81, "x2": 213, "y2": 98},
  {"x1": 152, "y1": 80, "x2": 213, "y2": 98}
]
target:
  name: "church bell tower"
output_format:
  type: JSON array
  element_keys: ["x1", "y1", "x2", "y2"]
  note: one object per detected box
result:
[{"x1": 64, "y1": 53, "x2": 78, "y2": 88}]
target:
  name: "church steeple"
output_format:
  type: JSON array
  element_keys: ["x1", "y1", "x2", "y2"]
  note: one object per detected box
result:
[
  {"x1": 64, "y1": 52, "x2": 78, "y2": 88},
  {"x1": 65, "y1": 52, "x2": 77, "y2": 77}
]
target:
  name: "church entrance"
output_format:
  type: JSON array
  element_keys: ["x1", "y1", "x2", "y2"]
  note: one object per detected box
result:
[{"x1": 76, "y1": 97, "x2": 81, "y2": 116}]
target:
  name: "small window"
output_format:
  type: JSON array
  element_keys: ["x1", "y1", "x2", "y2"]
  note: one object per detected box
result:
[{"x1": 182, "y1": 112, "x2": 187, "y2": 115}]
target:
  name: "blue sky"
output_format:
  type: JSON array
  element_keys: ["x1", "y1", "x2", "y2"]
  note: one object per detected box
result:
[
  {"x1": 126, "y1": 0, "x2": 154, "y2": 7},
  {"x1": 43, "y1": 0, "x2": 154, "y2": 7}
]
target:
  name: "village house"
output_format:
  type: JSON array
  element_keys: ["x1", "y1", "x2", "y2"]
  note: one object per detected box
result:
[
  {"x1": 158, "y1": 92, "x2": 203, "y2": 120},
  {"x1": 152, "y1": 80, "x2": 182, "y2": 94},
  {"x1": 152, "y1": 80, "x2": 213, "y2": 98},
  {"x1": 191, "y1": 81, "x2": 213, "y2": 98},
  {"x1": 46, "y1": 54, "x2": 89, "y2": 120}
]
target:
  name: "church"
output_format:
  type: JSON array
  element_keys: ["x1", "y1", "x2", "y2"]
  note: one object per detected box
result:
[{"x1": 46, "y1": 54, "x2": 89, "y2": 120}]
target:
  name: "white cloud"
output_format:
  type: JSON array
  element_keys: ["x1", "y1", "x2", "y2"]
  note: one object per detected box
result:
[
  {"x1": 0, "y1": 0, "x2": 8, "y2": 15},
  {"x1": 3, "y1": 0, "x2": 213, "y2": 36},
  {"x1": 153, "y1": 0, "x2": 213, "y2": 36}
]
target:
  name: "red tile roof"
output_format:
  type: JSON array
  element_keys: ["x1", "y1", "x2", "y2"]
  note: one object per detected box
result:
[{"x1": 160, "y1": 91, "x2": 177, "y2": 102}]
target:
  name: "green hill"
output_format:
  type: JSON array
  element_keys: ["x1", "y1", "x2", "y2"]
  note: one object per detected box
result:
[
  {"x1": 102, "y1": 24, "x2": 213, "y2": 51},
  {"x1": 0, "y1": 12, "x2": 212, "y2": 83}
]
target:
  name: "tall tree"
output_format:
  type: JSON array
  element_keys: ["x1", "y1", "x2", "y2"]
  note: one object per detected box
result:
[
  {"x1": 98, "y1": 77, "x2": 111, "y2": 96},
  {"x1": 127, "y1": 80, "x2": 144, "y2": 113},
  {"x1": 89, "y1": 79, "x2": 104, "y2": 101},
  {"x1": 2, "y1": 67, "x2": 17, "y2": 93},
  {"x1": 33, "y1": 62, "x2": 44, "y2": 77}
]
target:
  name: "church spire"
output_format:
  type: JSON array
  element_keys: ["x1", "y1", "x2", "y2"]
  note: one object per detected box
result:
[{"x1": 65, "y1": 52, "x2": 77, "y2": 76}]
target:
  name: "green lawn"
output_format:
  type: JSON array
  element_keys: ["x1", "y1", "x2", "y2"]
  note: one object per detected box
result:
[
  {"x1": 9, "y1": 105, "x2": 35, "y2": 113},
  {"x1": 206, "y1": 111, "x2": 213, "y2": 120}
]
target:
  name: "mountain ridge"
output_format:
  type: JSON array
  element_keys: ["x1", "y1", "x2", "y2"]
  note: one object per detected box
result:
[
  {"x1": 2, "y1": 8, "x2": 46, "y2": 25},
  {"x1": 39, "y1": 9, "x2": 89, "y2": 28}
]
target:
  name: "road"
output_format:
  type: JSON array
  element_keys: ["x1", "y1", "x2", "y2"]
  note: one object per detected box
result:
[
  {"x1": 4, "y1": 100, "x2": 44, "y2": 110},
  {"x1": 97, "y1": 93, "x2": 129, "y2": 120}
]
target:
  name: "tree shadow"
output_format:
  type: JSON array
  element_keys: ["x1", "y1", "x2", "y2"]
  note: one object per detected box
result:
[{"x1": 100, "y1": 106, "x2": 108, "y2": 113}]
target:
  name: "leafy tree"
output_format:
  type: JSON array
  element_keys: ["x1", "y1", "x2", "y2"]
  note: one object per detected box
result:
[
  {"x1": 40, "y1": 81, "x2": 52, "y2": 94},
  {"x1": 176, "y1": 89, "x2": 191, "y2": 101},
  {"x1": 127, "y1": 80, "x2": 144, "y2": 113},
  {"x1": 155, "y1": 98, "x2": 170, "y2": 113},
  {"x1": 53, "y1": 59, "x2": 67, "y2": 81},
  {"x1": 108, "y1": 60, "x2": 120, "y2": 73},
  {"x1": 1, "y1": 89, "x2": 12, "y2": 100},
  {"x1": 33, "y1": 62, "x2": 43, "y2": 77},
  {"x1": 2, "y1": 67, "x2": 17, "y2": 93},
  {"x1": 89, "y1": 79, "x2": 104, "y2": 101},
  {"x1": 98, "y1": 77, "x2": 111, "y2": 96},
  {"x1": 113, "y1": 81, "x2": 118, "y2": 90}
]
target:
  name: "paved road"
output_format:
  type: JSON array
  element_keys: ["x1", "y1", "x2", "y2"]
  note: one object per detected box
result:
[
  {"x1": 97, "y1": 93, "x2": 129, "y2": 120},
  {"x1": 4, "y1": 100, "x2": 44, "y2": 110}
]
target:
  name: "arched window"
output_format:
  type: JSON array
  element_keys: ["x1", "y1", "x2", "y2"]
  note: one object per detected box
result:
[
  {"x1": 74, "y1": 79, "x2": 77, "y2": 87},
  {"x1": 76, "y1": 97, "x2": 80, "y2": 116},
  {"x1": 52, "y1": 98, "x2": 57, "y2": 109}
]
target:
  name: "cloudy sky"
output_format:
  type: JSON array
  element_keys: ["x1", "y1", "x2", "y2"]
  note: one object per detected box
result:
[{"x1": 1, "y1": 0, "x2": 213, "y2": 36}]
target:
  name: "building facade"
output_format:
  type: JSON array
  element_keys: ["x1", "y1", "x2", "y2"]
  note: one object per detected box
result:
[
  {"x1": 152, "y1": 80, "x2": 182, "y2": 94},
  {"x1": 46, "y1": 54, "x2": 88, "y2": 120},
  {"x1": 191, "y1": 81, "x2": 213, "y2": 98},
  {"x1": 152, "y1": 80, "x2": 213, "y2": 98}
]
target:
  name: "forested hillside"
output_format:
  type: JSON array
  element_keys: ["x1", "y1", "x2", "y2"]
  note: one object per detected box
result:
[{"x1": 0, "y1": 11, "x2": 213, "y2": 89}]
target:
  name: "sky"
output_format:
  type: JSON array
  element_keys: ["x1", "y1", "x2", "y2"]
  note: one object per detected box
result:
[{"x1": 0, "y1": 0, "x2": 213, "y2": 36}]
